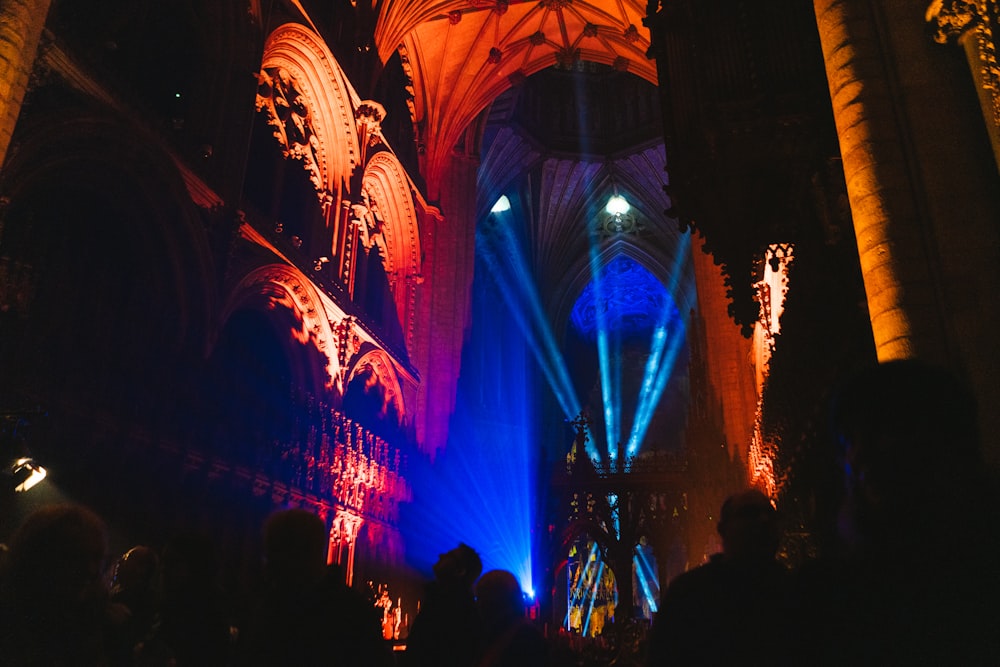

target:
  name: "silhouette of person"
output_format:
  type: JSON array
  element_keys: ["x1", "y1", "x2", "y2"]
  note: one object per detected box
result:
[
  {"x1": 237, "y1": 508, "x2": 391, "y2": 667},
  {"x1": 0, "y1": 503, "x2": 116, "y2": 665},
  {"x1": 403, "y1": 542, "x2": 483, "y2": 667},
  {"x1": 106, "y1": 544, "x2": 170, "y2": 666},
  {"x1": 798, "y1": 359, "x2": 1000, "y2": 665},
  {"x1": 158, "y1": 530, "x2": 234, "y2": 666},
  {"x1": 474, "y1": 569, "x2": 548, "y2": 667},
  {"x1": 646, "y1": 489, "x2": 795, "y2": 666}
]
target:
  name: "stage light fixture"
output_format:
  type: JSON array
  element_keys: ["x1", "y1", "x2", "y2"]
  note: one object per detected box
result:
[
  {"x1": 604, "y1": 194, "x2": 629, "y2": 216},
  {"x1": 491, "y1": 195, "x2": 511, "y2": 213},
  {"x1": 9, "y1": 457, "x2": 46, "y2": 493}
]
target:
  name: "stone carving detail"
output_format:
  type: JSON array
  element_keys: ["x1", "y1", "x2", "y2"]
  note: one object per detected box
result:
[
  {"x1": 928, "y1": 0, "x2": 1000, "y2": 129},
  {"x1": 355, "y1": 101, "x2": 386, "y2": 166},
  {"x1": 929, "y1": 0, "x2": 979, "y2": 40},
  {"x1": 335, "y1": 316, "x2": 362, "y2": 383},
  {"x1": 255, "y1": 67, "x2": 324, "y2": 192},
  {"x1": 349, "y1": 190, "x2": 388, "y2": 260},
  {"x1": 556, "y1": 46, "x2": 580, "y2": 68}
]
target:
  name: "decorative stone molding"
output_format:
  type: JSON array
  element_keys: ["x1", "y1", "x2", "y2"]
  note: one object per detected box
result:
[
  {"x1": 928, "y1": 0, "x2": 1000, "y2": 139},
  {"x1": 355, "y1": 100, "x2": 386, "y2": 166},
  {"x1": 255, "y1": 67, "x2": 324, "y2": 192},
  {"x1": 361, "y1": 151, "x2": 423, "y2": 349},
  {"x1": 262, "y1": 23, "x2": 362, "y2": 195},
  {"x1": 347, "y1": 349, "x2": 406, "y2": 421},
  {"x1": 335, "y1": 315, "x2": 362, "y2": 384},
  {"x1": 224, "y1": 261, "x2": 339, "y2": 390},
  {"x1": 929, "y1": 0, "x2": 980, "y2": 41}
]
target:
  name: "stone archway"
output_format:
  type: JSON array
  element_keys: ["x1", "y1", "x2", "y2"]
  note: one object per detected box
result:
[
  {"x1": 259, "y1": 22, "x2": 362, "y2": 198},
  {"x1": 360, "y1": 151, "x2": 422, "y2": 348},
  {"x1": 221, "y1": 263, "x2": 341, "y2": 398}
]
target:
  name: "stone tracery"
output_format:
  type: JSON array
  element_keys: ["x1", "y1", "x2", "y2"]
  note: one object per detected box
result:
[{"x1": 255, "y1": 67, "x2": 325, "y2": 192}]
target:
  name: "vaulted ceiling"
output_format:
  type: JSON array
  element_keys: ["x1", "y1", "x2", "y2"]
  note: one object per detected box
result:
[
  {"x1": 369, "y1": 0, "x2": 690, "y2": 369},
  {"x1": 374, "y1": 1, "x2": 656, "y2": 197}
]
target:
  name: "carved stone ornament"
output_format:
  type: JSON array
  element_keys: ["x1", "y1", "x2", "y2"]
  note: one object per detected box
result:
[
  {"x1": 255, "y1": 67, "x2": 324, "y2": 192},
  {"x1": 335, "y1": 316, "x2": 362, "y2": 379},
  {"x1": 927, "y1": 0, "x2": 1000, "y2": 128},
  {"x1": 928, "y1": 0, "x2": 980, "y2": 42},
  {"x1": 355, "y1": 103, "x2": 384, "y2": 135}
]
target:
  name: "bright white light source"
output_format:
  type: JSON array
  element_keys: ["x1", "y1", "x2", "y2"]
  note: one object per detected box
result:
[
  {"x1": 13, "y1": 458, "x2": 46, "y2": 493},
  {"x1": 491, "y1": 195, "x2": 511, "y2": 213},
  {"x1": 605, "y1": 194, "x2": 630, "y2": 216}
]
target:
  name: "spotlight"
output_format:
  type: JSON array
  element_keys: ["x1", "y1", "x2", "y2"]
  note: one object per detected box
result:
[
  {"x1": 2, "y1": 409, "x2": 48, "y2": 494},
  {"x1": 604, "y1": 194, "x2": 629, "y2": 216},
  {"x1": 8, "y1": 457, "x2": 46, "y2": 493},
  {"x1": 491, "y1": 195, "x2": 511, "y2": 213}
]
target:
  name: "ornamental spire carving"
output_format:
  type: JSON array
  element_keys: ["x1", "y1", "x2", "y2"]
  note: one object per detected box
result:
[{"x1": 355, "y1": 100, "x2": 386, "y2": 167}]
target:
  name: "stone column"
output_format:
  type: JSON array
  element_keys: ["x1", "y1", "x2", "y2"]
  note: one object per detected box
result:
[
  {"x1": 410, "y1": 153, "x2": 477, "y2": 457},
  {"x1": 0, "y1": 0, "x2": 52, "y2": 166},
  {"x1": 813, "y1": 0, "x2": 948, "y2": 362},
  {"x1": 815, "y1": 0, "x2": 1000, "y2": 466}
]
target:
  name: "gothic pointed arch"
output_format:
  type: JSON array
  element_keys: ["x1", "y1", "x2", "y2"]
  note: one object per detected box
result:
[
  {"x1": 360, "y1": 150, "x2": 422, "y2": 345},
  {"x1": 221, "y1": 262, "x2": 340, "y2": 398},
  {"x1": 344, "y1": 346, "x2": 407, "y2": 426},
  {"x1": 258, "y1": 22, "x2": 362, "y2": 197},
  {"x1": 552, "y1": 240, "x2": 696, "y2": 340}
]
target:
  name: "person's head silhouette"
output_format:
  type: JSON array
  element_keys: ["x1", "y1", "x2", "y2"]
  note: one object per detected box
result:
[
  {"x1": 432, "y1": 542, "x2": 482, "y2": 589},
  {"x1": 717, "y1": 489, "x2": 779, "y2": 562}
]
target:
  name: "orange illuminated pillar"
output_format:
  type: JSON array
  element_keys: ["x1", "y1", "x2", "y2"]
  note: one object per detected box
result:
[
  {"x1": 0, "y1": 0, "x2": 51, "y2": 167},
  {"x1": 813, "y1": 0, "x2": 948, "y2": 362},
  {"x1": 814, "y1": 0, "x2": 1000, "y2": 468}
]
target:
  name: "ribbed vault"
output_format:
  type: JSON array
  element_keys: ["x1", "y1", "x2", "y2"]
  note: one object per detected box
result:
[{"x1": 376, "y1": 0, "x2": 654, "y2": 198}]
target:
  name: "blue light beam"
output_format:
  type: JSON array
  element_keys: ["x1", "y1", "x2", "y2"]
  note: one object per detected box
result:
[
  {"x1": 477, "y1": 213, "x2": 581, "y2": 422},
  {"x1": 402, "y1": 419, "x2": 536, "y2": 596},
  {"x1": 625, "y1": 234, "x2": 694, "y2": 457}
]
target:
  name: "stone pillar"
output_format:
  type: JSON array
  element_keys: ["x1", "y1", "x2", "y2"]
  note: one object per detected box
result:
[
  {"x1": 0, "y1": 0, "x2": 52, "y2": 166},
  {"x1": 814, "y1": 0, "x2": 1000, "y2": 466},
  {"x1": 410, "y1": 153, "x2": 477, "y2": 457},
  {"x1": 814, "y1": 0, "x2": 948, "y2": 361}
]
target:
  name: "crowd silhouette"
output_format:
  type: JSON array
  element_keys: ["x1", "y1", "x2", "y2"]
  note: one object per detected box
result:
[
  {"x1": 402, "y1": 543, "x2": 483, "y2": 667},
  {"x1": 2, "y1": 360, "x2": 999, "y2": 666},
  {"x1": 646, "y1": 489, "x2": 796, "y2": 666}
]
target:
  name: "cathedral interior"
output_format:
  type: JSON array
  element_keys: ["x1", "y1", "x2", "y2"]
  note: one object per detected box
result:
[{"x1": 1, "y1": 0, "x2": 999, "y2": 651}]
